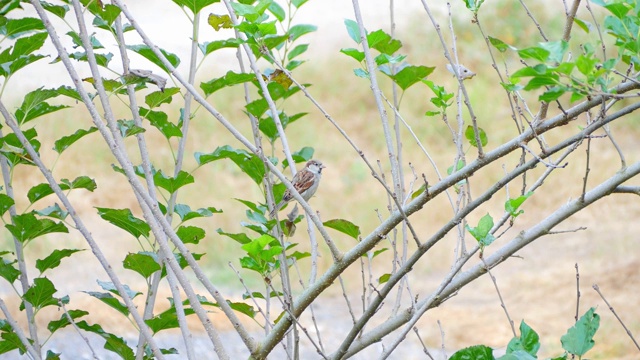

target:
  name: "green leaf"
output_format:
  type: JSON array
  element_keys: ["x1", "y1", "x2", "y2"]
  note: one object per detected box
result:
[
  {"x1": 145, "y1": 87, "x2": 181, "y2": 108},
  {"x1": 498, "y1": 350, "x2": 537, "y2": 360},
  {"x1": 47, "y1": 309, "x2": 89, "y2": 333},
  {"x1": 462, "y1": 0, "x2": 485, "y2": 13},
  {"x1": 323, "y1": 219, "x2": 361, "y2": 240},
  {"x1": 539, "y1": 87, "x2": 566, "y2": 102},
  {"x1": 23, "y1": 277, "x2": 58, "y2": 311},
  {"x1": 116, "y1": 119, "x2": 146, "y2": 138},
  {"x1": 15, "y1": 87, "x2": 69, "y2": 124},
  {"x1": 288, "y1": 24, "x2": 317, "y2": 42},
  {"x1": 539, "y1": 40, "x2": 568, "y2": 63},
  {"x1": 371, "y1": 248, "x2": 388, "y2": 259},
  {"x1": 506, "y1": 191, "x2": 533, "y2": 218},
  {"x1": 450, "y1": 345, "x2": 493, "y2": 359},
  {"x1": 411, "y1": 184, "x2": 426, "y2": 200},
  {"x1": 282, "y1": 147, "x2": 314, "y2": 169},
  {"x1": 66, "y1": 30, "x2": 104, "y2": 50},
  {"x1": 447, "y1": 159, "x2": 465, "y2": 175},
  {"x1": 0, "y1": 193, "x2": 15, "y2": 216},
  {"x1": 54, "y1": 127, "x2": 98, "y2": 154},
  {"x1": 464, "y1": 125, "x2": 488, "y2": 147},
  {"x1": 603, "y1": 2, "x2": 631, "y2": 18},
  {"x1": 573, "y1": 18, "x2": 592, "y2": 33},
  {"x1": 507, "y1": 320, "x2": 540, "y2": 356},
  {"x1": 267, "y1": 2, "x2": 285, "y2": 21},
  {"x1": 0, "y1": 33, "x2": 47, "y2": 76},
  {"x1": 225, "y1": 300, "x2": 256, "y2": 318},
  {"x1": 172, "y1": 0, "x2": 219, "y2": 14},
  {"x1": 68, "y1": 51, "x2": 113, "y2": 68},
  {"x1": 139, "y1": 108, "x2": 182, "y2": 139},
  {"x1": 123, "y1": 252, "x2": 161, "y2": 279},
  {"x1": 288, "y1": 250, "x2": 310, "y2": 261},
  {"x1": 378, "y1": 273, "x2": 391, "y2": 284},
  {"x1": 0, "y1": 256, "x2": 20, "y2": 284},
  {"x1": 235, "y1": 198, "x2": 263, "y2": 213},
  {"x1": 0, "y1": 17, "x2": 44, "y2": 38},
  {"x1": 207, "y1": 13, "x2": 233, "y2": 31},
  {"x1": 200, "y1": 39, "x2": 240, "y2": 54},
  {"x1": 173, "y1": 204, "x2": 221, "y2": 222},
  {"x1": 41, "y1": 2, "x2": 69, "y2": 18},
  {"x1": 518, "y1": 46, "x2": 550, "y2": 62},
  {"x1": 390, "y1": 65, "x2": 435, "y2": 90},
  {"x1": 488, "y1": 36, "x2": 512, "y2": 53},
  {"x1": 6, "y1": 213, "x2": 68, "y2": 243},
  {"x1": 35, "y1": 203, "x2": 69, "y2": 221},
  {"x1": 217, "y1": 229, "x2": 252, "y2": 244},
  {"x1": 292, "y1": 0, "x2": 309, "y2": 8},
  {"x1": 242, "y1": 291, "x2": 282, "y2": 300},
  {"x1": 36, "y1": 249, "x2": 83, "y2": 274},
  {"x1": 126, "y1": 44, "x2": 180, "y2": 74},
  {"x1": 200, "y1": 71, "x2": 255, "y2": 96},
  {"x1": 153, "y1": 170, "x2": 195, "y2": 194},
  {"x1": 97, "y1": 279, "x2": 142, "y2": 299},
  {"x1": 171, "y1": 252, "x2": 204, "y2": 271},
  {"x1": 344, "y1": 19, "x2": 362, "y2": 44},
  {"x1": 523, "y1": 74, "x2": 559, "y2": 90},
  {"x1": 96, "y1": 207, "x2": 150, "y2": 239},
  {"x1": 340, "y1": 48, "x2": 365, "y2": 62},
  {"x1": 354, "y1": 68, "x2": 369, "y2": 78},
  {"x1": 561, "y1": 307, "x2": 599, "y2": 356},
  {"x1": 366, "y1": 29, "x2": 402, "y2": 55},
  {"x1": 195, "y1": 145, "x2": 266, "y2": 185},
  {"x1": 288, "y1": 44, "x2": 309, "y2": 61},
  {"x1": 28, "y1": 176, "x2": 97, "y2": 204},
  {"x1": 465, "y1": 213, "x2": 495, "y2": 247},
  {"x1": 0, "y1": 0, "x2": 22, "y2": 16},
  {"x1": 0, "y1": 128, "x2": 41, "y2": 167},
  {"x1": 87, "y1": 4, "x2": 121, "y2": 27},
  {"x1": 176, "y1": 225, "x2": 206, "y2": 244},
  {"x1": 576, "y1": 54, "x2": 598, "y2": 75},
  {"x1": 75, "y1": 320, "x2": 135, "y2": 359},
  {"x1": 145, "y1": 305, "x2": 195, "y2": 334},
  {"x1": 230, "y1": 2, "x2": 257, "y2": 16}
]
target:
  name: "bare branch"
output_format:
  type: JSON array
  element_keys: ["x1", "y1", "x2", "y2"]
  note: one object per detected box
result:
[{"x1": 593, "y1": 284, "x2": 640, "y2": 351}]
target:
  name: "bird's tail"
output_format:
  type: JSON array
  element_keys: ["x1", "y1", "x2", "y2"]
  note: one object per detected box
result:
[{"x1": 269, "y1": 201, "x2": 285, "y2": 218}]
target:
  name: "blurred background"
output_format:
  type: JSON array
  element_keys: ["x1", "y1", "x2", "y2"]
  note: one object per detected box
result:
[{"x1": 1, "y1": 0, "x2": 639, "y2": 358}]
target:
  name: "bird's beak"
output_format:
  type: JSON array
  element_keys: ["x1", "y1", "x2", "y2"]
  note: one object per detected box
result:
[{"x1": 321, "y1": 164, "x2": 327, "y2": 169}]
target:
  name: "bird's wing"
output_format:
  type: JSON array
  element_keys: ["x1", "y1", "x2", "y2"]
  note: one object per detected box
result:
[{"x1": 284, "y1": 169, "x2": 315, "y2": 201}]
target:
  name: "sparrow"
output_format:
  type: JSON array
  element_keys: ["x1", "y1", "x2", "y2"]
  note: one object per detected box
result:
[
  {"x1": 446, "y1": 63, "x2": 476, "y2": 80},
  {"x1": 270, "y1": 159, "x2": 325, "y2": 218}
]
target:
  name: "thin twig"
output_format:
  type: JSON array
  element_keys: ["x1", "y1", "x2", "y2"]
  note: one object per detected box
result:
[
  {"x1": 352, "y1": 0, "x2": 403, "y2": 205},
  {"x1": 547, "y1": 227, "x2": 587, "y2": 235},
  {"x1": 580, "y1": 136, "x2": 592, "y2": 203},
  {"x1": 59, "y1": 300, "x2": 100, "y2": 360},
  {"x1": 593, "y1": 284, "x2": 640, "y2": 351},
  {"x1": 574, "y1": 264, "x2": 581, "y2": 323},
  {"x1": 437, "y1": 320, "x2": 446, "y2": 359},
  {"x1": 0, "y1": 298, "x2": 41, "y2": 360},
  {"x1": 482, "y1": 258, "x2": 516, "y2": 336},
  {"x1": 0, "y1": 129, "x2": 40, "y2": 355},
  {"x1": 412, "y1": 327, "x2": 435, "y2": 360},
  {"x1": 518, "y1": 0, "x2": 549, "y2": 40},
  {"x1": 612, "y1": 186, "x2": 640, "y2": 195}
]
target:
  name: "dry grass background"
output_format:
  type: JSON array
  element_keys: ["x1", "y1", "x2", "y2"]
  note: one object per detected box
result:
[{"x1": 1, "y1": 0, "x2": 639, "y2": 358}]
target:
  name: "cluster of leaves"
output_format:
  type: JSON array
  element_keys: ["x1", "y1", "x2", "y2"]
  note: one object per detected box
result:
[
  {"x1": 341, "y1": 19, "x2": 435, "y2": 91},
  {"x1": 0, "y1": 0, "x2": 327, "y2": 357},
  {"x1": 491, "y1": 0, "x2": 637, "y2": 102},
  {"x1": 451, "y1": 308, "x2": 601, "y2": 360}
]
